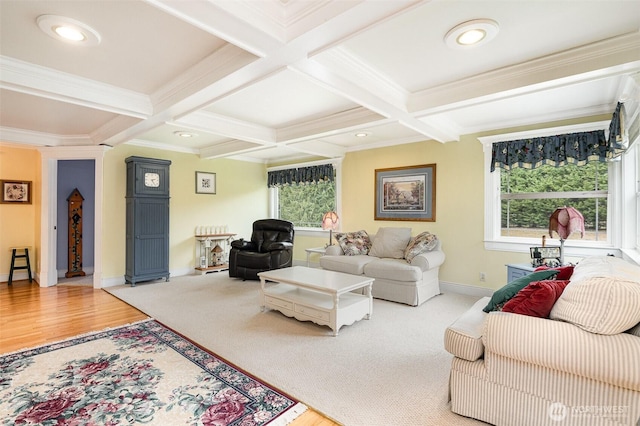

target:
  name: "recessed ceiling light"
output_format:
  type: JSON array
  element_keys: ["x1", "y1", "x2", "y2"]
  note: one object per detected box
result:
[
  {"x1": 355, "y1": 132, "x2": 370, "y2": 138},
  {"x1": 174, "y1": 131, "x2": 198, "y2": 138},
  {"x1": 445, "y1": 19, "x2": 499, "y2": 49},
  {"x1": 37, "y1": 15, "x2": 101, "y2": 46}
]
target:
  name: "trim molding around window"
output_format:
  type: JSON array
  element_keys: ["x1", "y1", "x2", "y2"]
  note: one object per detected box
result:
[{"x1": 479, "y1": 121, "x2": 624, "y2": 259}]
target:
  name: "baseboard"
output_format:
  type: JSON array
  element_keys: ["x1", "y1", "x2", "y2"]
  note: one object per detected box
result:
[
  {"x1": 440, "y1": 281, "x2": 493, "y2": 298},
  {"x1": 57, "y1": 266, "x2": 94, "y2": 278}
]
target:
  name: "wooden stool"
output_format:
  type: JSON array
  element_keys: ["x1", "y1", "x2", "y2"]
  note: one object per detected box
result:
[{"x1": 9, "y1": 247, "x2": 32, "y2": 285}]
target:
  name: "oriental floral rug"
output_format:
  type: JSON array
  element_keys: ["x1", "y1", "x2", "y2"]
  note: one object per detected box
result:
[{"x1": 0, "y1": 319, "x2": 306, "y2": 425}]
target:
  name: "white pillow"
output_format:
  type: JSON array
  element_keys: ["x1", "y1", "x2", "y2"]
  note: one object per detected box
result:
[
  {"x1": 368, "y1": 227, "x2": 412, "y2": 259},
  {"x1": 550, "y1": 275, "x2": 640, "y2": 335}
]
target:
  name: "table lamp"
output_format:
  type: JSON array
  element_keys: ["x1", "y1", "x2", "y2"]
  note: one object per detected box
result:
[
  {"x1": 548, "y1": 206, "x2": 584, "y2": 265},
  {"x1": 321, "y1": 211, "x2": 339, "y2": 246}
]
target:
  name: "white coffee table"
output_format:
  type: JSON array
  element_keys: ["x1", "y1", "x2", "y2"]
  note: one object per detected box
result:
[{"x1": 258, "y1": 266, "x2": 374, "y2": 336}]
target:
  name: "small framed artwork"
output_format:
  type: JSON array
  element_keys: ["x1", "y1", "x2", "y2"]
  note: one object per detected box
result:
[
  {"x1": 195, "y1": 171, "x2": 216, "y2": 194},
  {"x1": 374, "y1": 164, "x2": 436, "y2": 221},
  {"x1": 1, "y1": 180, "x2": 32, "y2": 204}
]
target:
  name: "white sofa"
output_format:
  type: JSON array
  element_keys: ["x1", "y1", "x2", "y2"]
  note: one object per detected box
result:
[
  {"x1": 319, "y1": 227, "x2": 445, "y2": 306},
  {"x1": 444, "y1": 256, "x2": 640, "y2": 426}
]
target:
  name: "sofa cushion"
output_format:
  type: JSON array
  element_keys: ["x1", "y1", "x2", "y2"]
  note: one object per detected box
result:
[
  {"x1": 363, "y1": 258, "x2": 421, "y2": 282},
  {"x1": 483, "y1": 269, "x2": 559, "y2": 313},
  {"x1": 502, "y1": 280, "x2": 570, "y2": 318},
  {"x1": 333, "y1": 230, "x2": 371, "y2": 256},
  {"x1": 319, "y1": 255, "x2": 375, "y2": 275},
  {"x1": 550, "y1": 275, "x2": 640, "y2": 335},
  {"x1": 404, "y1": 231, "x2": 439, "y2": 262},
  {"x1": 444, "y1": 297, "x2": 490, "y2": 361},
  {"x1": 368, "y1": 227, "x2": 411, "y2": 259}
]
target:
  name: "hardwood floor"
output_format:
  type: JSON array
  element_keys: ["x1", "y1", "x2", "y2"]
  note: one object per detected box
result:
[{"x1": 0, "y1": 280, "x2": 340, "y2": 426}]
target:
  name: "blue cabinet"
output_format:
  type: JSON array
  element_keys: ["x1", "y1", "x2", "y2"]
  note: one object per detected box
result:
[
  {"x1": 125, "y1": 157, "x2": 171, "y2": 286},
  {"x1": 506, "y1": 263, "x2": 535, "y2": 283}
]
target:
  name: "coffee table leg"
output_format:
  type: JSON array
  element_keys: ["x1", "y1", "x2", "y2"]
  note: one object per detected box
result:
[
  {"x1": 260, "y1": 277, "x2": 267, "y2": 312},
  {"x1": 365, "y1": 283, "x2": 373, "y2": 320},
  {"x1": 332, "y1": 293, "x2": 339, "y2": 336}
]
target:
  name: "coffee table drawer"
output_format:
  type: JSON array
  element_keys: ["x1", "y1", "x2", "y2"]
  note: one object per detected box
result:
[
  {"x1": 296, "y1": 304, "x2": 330, "y2": 321},
  {"x1": 265, "y1": 295, "x2": 294, "y2": 311}
]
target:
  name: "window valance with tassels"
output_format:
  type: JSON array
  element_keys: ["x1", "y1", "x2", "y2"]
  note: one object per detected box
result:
[{"x1": 268, "y1": 164, "x2": 334, "y2": 187}]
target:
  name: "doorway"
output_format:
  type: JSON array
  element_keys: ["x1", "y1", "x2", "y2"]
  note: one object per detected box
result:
[{"x1": 39, "y1": 146, "x2": 107, "y2": 288}]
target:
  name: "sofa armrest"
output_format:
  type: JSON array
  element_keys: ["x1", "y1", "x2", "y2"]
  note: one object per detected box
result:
[
  {"x1": 483, "y1": 312, "x2": 640, "y2": 392},
  {"x1": 445, "y1": 296, "x2": 490, "y2": 361},
  {"x1": 410, "y1": 249, "x2": 445, "y2": 271},
  {"x1": 264, "y1": 241, "x2": 293, "y2": 251},
  {"x1": 230, "y1": 239, "x2": 256, "y2": 251},
  {"x1": 325, "y1": 245, "x2": 344, "y2": 256}
]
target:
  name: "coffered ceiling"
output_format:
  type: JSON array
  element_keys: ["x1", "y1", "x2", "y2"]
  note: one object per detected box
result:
[{"x1": 1, "y1": 0, "x2": 639, "y2": 164}]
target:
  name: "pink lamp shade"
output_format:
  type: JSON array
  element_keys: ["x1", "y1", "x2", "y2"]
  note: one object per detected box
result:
[
  {"x1": 549, "y1": 206, "x2": 585, "y2": 240},
  {"x1": 321, "y1": 211, "x2": 339, "y2": 230},
  {"x1": 321, "y1": 211, "x2": 339, "y2": 245}
]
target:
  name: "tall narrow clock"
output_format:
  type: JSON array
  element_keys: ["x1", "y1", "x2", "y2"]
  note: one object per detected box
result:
[
  {"x1": 66, "y1": 188, "x2": 86, "y2": 278},
  {"x1": 124, "y1": 156, "x2": 171, "y2": 286}
]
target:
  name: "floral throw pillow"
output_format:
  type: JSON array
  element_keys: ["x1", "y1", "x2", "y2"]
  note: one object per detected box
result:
[
  {"x1": 404, "y1": 231, "x2": 439, "y2": 262},
  {"x1": 334, "y1": 230, "x2": 371, "y2": 256}
]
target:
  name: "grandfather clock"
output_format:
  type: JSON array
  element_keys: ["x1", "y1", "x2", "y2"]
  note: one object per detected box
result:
[
  {"x1": 66, "y1": 188, "x2": 86, "y2": 278},
  {"x1": 125, "y1": 156, "x2": 171, "y2": 286}
]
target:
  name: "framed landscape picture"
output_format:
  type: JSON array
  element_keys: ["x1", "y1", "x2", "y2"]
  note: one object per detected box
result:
[
  {"x1": 374, "y1": 164, "x2": 436, "y2": 221},
  {"x1": 1, "y1": 180, "x2": 32, "y2": 204},
  {"x1": 195, "y1": 171, "x2": 216, "y2": 194}
]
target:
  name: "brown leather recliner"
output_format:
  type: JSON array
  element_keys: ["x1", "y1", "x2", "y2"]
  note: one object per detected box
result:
[{"x1": 228, "y1": 219, "x2": 294, "y2": 280}]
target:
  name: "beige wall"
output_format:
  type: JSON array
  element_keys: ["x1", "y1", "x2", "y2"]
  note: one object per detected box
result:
[
  {"x1": 2, "y1": 114, "x2": 608, "y2": 288},
  {"x1": 0, "y1": 144, "x2": 40, "y2": 279},
  {"x1": 102, "y1": 144, "x2": 268, "y2": 280}
]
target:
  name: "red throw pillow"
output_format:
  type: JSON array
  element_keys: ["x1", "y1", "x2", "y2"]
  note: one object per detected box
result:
[
  {"x1": 534, "y1": 265, "x2": 574, "y2": 280},
  {"x1": 502, "y1": 280, "x2": 570, "y2": 318}
]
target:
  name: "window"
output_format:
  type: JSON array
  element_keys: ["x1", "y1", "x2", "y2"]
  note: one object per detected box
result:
[
  {"x1": 500, "y1": 162, "x2": 608, "y2": 241},
  {"x1": 480, "y1": 121, "x2": 622, "y2": 257},
  {"x1": 267, "y1": 160, "x2": 341, "y2": 231}
]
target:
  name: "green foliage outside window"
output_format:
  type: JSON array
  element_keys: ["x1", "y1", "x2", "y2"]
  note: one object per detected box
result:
[
  {"x1": 500, "y1": 162, "x2": 608, "y2": 239},
  {"x1": 278, "y1": 181, "x2": 336, "y2": 228}
]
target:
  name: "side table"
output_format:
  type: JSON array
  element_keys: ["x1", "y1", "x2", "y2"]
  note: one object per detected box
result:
[
  {"x1": 505, "y1": 263, "x2": 536, "y2": 283},
  {"x1": 305, "y1": 247, "x2": 326, "y2": 267}
]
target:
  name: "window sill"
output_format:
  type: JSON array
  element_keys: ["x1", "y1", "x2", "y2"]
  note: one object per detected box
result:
[{"x1": 484, "y1": 239, "x2": 619, "y2": 258}]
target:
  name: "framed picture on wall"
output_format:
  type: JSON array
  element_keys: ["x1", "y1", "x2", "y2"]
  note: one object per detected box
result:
[
  {"x1": 374, "y1": 164, "x2": 436, "y2": 221},
  {"x1": 195, "y1": 171, "x2": 216, "y2": 194},
  {"x1": 1, "y1": 180, "x2": 32, "y2": 204}
]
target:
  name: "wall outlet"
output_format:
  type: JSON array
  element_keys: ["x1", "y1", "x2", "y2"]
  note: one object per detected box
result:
[{"x1": 480, "y1": 272, "x2": 486, "y2": 282}]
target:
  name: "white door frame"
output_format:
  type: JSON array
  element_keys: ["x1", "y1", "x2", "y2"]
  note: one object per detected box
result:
[{"x1": 39, "y1": 146, "x2": 108, "y2": 288}]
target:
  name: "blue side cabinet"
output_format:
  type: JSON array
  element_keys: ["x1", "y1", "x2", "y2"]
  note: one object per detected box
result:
[
  {"x1": 125, "y1": 156, "x2": 171, "y2": 286},
  {"x1": 506, "y1": 263, "x2": 536, "y2": 283}
]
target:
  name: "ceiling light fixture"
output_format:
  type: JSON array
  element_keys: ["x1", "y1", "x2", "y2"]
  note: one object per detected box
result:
[
  {"x1": 37, "y1": 15, "x2": 101, "y2": 46},
  {"x1": 174, "y1": 131, "x2": 198, "y2": 138},
  {"x1": 355, "y1": 132, "x2": 370, "y2": 138},
  {"x1": 445, "y1": 19, "x2": 499, "y2": 49}
]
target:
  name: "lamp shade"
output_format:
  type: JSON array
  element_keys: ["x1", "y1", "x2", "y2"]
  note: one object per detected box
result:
[
  {"x1": 321, "y1": 211, "x2": 339, "y2": 230},
  {"x1": 549, "y1": 206, "x2": 585, "y2": 240}
]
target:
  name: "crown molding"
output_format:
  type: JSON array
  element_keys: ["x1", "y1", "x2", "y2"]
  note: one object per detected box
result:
[
  {"x1": 276, "y1": 106, "x2": 387, "y2": 143},
  {"x1": 0, "y1": 126, "x2": 92, "y2": 147},
  {"x1": 410, "y1": 32, "x2": 640, "y2": 114},
  {"x1": 314, "y1": 47, "x2": 409, "y2": 111},
  {"x1": 0, "y1": 56, "x2": 151, "y2": 118},
  {"x1": 172, "y1": 110, "x2": 276, "y2": 144},
  {"x1": 126, "y1": 139, "x2": 198, "y2": 154},
  {"x1": 199, "y1": 139, "x2": 267, "y2": 159},
  {"x1": 151, "y1": 44, "x2": 258, "y2": 112}
]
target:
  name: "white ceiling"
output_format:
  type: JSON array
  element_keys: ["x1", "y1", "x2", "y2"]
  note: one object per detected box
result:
[{"x1": 1, "y1": 0, "x2": 639, "y2": 164}]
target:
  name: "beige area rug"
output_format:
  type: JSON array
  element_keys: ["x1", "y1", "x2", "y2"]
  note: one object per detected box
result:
[{"x1": 106, "y1": 273, "x2": 487, "y2": 426}]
